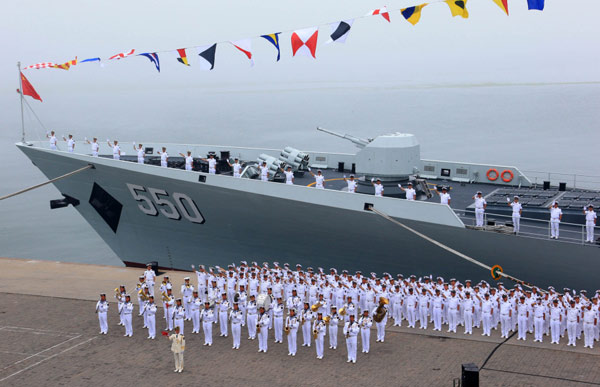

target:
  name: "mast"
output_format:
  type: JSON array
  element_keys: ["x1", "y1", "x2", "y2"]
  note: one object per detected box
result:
[{"x1": 17, "y1": 61, "x2": 25, "y2": 143}]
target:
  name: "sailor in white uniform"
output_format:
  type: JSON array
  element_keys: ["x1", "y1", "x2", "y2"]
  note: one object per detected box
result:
[
  {"x1": 472, "y1": 191, "x2": 487, "y2": 227},
  {"x1": 343, "y1": 314, "x2": 360, "y2": 363},
  {"x1": 201, "y1": 154, "x2": 218, "y2": 174},
  {"x1": 86, "y1": 137, "x2": 99, "y2": 157},
  {"x1": 308, "y1": 168, "x2": 325, "y2": 189},
  {"x1": 285, "y1": 308, "x2": 300, "y2": 356},
  {"x1": 584, "y1": 205, "x2": 597, "y2": 243},
  {"x1": 123, "y1": 295, "x2": 134, "y2": 337},
  {"x1": 200, "y1": 302, "x2": 214, "y2": 346},
  {"x1": 344, "y1": 175, "x2": 357, "y2": 193},
  {"x1": 179, "y1": 151, "x2": 194, "y2": 171},
  {"x1": 96, "y1": 293, "x2": 109, "y2": 334},
  {"x1": 230, "y1": 303, "x2": 244, "y2": 350},
  {"x1": 435, "y1": 187, "x2": 451, "y2": 205},
  {"x1": 158, "y1": 147, "x2": 168, "y2": 168},
  {"x1": 280, "y1": 166, "x2": 294, "y2": 185},
  {"x1": 63, "y1": 134, "x2": 75, "y2": 153},
  {"x1": 134, "y1": 143, "x2": 145, "y2": 164},
  {"x1": 371, "y1": 178, "x2": 384, "y2": 197},
  {"x1": 549, "y1": 201, "x2": 562, "y2": 239},
  {"x1": 107, "y1": 140, "x2": 121, "y2": 160},
  {"x1": 259, "y1": 161, "x2": 269, "y2": 182},
  {"x1": 47, "y1": 131, "x2": 58, "y2": 150},
  {"x1": 399, "y1": 182, "x2": 416, "y2": 200},
  {"x1": 228, "y1": 158, "x2": 242, "y2": 178},
  {"x1": 146, "y1": 296, "x2": 157, "y2": 339},
  {"x1": 144, "y1": 264, "x2": 156, "y2": 296},
  {"x1": 508, "y1": 196, "x2": 523, "y2": 234}
]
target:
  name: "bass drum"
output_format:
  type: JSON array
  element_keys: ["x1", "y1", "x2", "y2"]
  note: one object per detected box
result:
[{"x1": 256, "y1": 293, "x2": 273, "y2": 312}]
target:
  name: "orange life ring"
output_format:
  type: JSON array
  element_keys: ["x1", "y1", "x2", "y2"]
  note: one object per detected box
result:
[
  {"x1": 501, "y1": 170, "x2": 514, "y2": 183},
  {"x1": 486, "y1": 169, "x2": 499, "y2": 181}
]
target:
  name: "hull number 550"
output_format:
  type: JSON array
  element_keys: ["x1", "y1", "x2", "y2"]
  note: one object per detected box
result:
[{"x1": 126, "y1": 183, "x2": 205, "y2": 224}]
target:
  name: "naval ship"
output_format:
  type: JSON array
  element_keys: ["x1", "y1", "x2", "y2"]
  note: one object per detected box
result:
[{"x1": 16, "y1": 127, "x2": 600, "y2": 291}]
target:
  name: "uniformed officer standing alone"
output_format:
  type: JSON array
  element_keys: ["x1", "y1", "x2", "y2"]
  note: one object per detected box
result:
[
  {"x1": 167, "y1": 326, "x2": 185, "y2": 373},
  {"x1": 549, "y1": 201, "x2": 562, "y2": 239},
  {"x1": 472, "y1": 191, "x2": 487, "y2": 227}
]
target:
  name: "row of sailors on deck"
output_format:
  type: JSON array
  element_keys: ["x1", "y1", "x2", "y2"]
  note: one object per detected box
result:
[{"x1": 99, "y1": 262, "x2": 600, "y2": 354}]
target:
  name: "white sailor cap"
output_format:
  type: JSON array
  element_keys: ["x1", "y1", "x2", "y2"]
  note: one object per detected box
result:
[
  {"x1": 273, "y1": 262, "x2": 280, "y2": 267},
  {"x1": 125, "y1": 294, "x2": 131, "y2": 298},
  {"x1": 184, "y1": 277, "x2": 190, "y2": 281},
  {"x1": 349, "y1": 174, "x2": 355, "y2": 178},
  {"x1": 241, "y1": 261, "x2": 247, "y2": 265},
  {"x1": 317, "y1": 169, "x2": 322, "y2": 173},
  {"x1": 370, "y1": 272, "x2": 377, "y2": 277},
  {"x1": 514, "y1": 195, "x2": 519, "y2": 199},
  {"x1": 407, "y1": 182, "x2": 413, "y2": 186},
  {"x1": 476, "y1": 191, "x2": 482, "y2": 194},
  {"x1": 465, "y1": 279, "x2": 472, "y2": 283},
  {"x1": 100, "y1": 293, "x2": 106, "y2": 296}
]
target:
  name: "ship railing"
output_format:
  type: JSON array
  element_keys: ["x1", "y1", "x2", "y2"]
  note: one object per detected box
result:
[
  {"x1": 521, "y1": 170, "x2": 600, "y2": 191},
  {"x1": 454, "y1": 209, "x2": 597, "y2": 247}
]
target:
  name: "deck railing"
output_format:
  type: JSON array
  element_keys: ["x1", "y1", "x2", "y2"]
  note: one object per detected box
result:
[
  {"x1": 454, "y1": 209, "x2": 598, "y2": 247},
  {"x1": 521, "y1": 170, "x2": 600, "y2": 191}
]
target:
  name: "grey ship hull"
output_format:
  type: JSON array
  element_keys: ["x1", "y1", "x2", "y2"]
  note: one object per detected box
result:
[{"x1": 18, "y1": 144, "x2": 599, "y2": 292}]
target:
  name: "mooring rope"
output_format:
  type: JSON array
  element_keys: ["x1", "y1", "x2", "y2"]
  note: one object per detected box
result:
[
  {"x1": 369, "y1": 206, "x2": 541, "y2": 291},
  {"x1": 0, "y1": 164, "x2": 93, "y2": 201}
]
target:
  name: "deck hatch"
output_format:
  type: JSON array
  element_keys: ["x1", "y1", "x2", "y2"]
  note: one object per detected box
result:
[{"x1": 89, "y1": 182, "x2": 123, "y2": 233}]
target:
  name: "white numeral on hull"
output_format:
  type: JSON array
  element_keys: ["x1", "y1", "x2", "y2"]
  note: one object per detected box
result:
[{"x1": 126, "y1": 183, "x2": 205, "y2": 224}]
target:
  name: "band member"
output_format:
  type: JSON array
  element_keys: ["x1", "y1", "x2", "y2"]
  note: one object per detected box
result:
[
  {"x1": 218, "y1": 293, "x2": 230, "y2": 337},
  {"x1": 200, "y1": 302, "x2": 215, "y2": 346},
  {"x1": 246, "y1": 295, "x2": 258, "y2": 340},
  {"x1": 146, "y1": 296, "x2": 157, "y2": 339},
  {"x1": 343, "y1": 314, "x2": 360, "y2": 363},
  {"x1": 285, "y1": 309, "x2": 300, "y2": 356},
  {"x1": 96, "y1": 293, "x2": 109, "y2": 334},
  {"x1": 272, "y1": 297, "x2": 285, "y2": 343},
  {"x1": 230, "y1": 303, "x2": 243, "y2": 350},
  {"x1": 301, "y1": 302, "x2": 314, "y2": 347},
  {"x1": 135, "y1": 276, "x2": 146, "y2": 315},
  {"x1": 328, "y1": 306, "x2": 339, "y2": 349},
  {"x1": 115, "y1": 285, "x2": 126, "y2": 326},
  {"x1": 181, "y1": 277, "x2": 194, "y2": 321},
  {"x1": 123, "y1": 295, "x2": 134, "y2": 337},
  {"x1": 173, "y1": 299, "x2": 185, "y2": 335},
  {"x1": 358, "y1": 310, "x2": 372, "y2": 354},
  {"x1": 164, "y1": 288, "x2": 175, "y2": 331},
  {"x1": 313, "y1": 312, "x2": 327, "y2": 359},
  {"x1": 167, "y1": 326, "x2": 185, "y2": 373},
  {"x1": 191, "y1": 291, "x2": 202, "y2": 334},
  {"x1": 257, "y1": 306, "x2": 271, "y2": 353}
]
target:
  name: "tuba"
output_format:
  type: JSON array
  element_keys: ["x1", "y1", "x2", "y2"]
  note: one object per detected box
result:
[
  {"x1": 161, "y1": 291, "x2": 170, "y2": 302},
  {"x1": 373, "y1": 297, "x2": 389, "y2": 323}
]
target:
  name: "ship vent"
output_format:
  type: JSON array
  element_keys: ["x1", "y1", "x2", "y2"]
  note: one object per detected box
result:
[
  {"x1": 89, "y1": 183, "x2": 123, "y2": 233},
  {"x1": 456, "y1": 168, "x2": 468, "y2": 175},
  {"x1": 424, "y1": 165, "x2": 435, "y2": 172},
  {"x1": 315, "y1": 156, "x2": 327, "y2": 162}
]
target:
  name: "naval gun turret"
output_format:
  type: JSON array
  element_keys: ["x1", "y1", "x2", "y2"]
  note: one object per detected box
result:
[{"x1": 317, "y1": 127, "x2": 421, "y2": 180}]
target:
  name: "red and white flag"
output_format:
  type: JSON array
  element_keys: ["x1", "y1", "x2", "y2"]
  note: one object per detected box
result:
[
  {"x1": 291, "y1": 27, "x2": 319, "y2": 58},
  {"x1": 230, "y1": 39, "x2": 254, "y2": 67},
  {"x1": 109, "y1": 49, "x2": 135, "y2": 60},
  {"x1": 23, "y1": 62, "x2": 58, "y2": 70},
  {"x1": 367, "y1": 6, "x2": 391, "y2": 22}
]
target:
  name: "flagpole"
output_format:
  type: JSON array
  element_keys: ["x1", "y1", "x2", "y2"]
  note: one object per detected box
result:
[{"x1": 17, "y1": 61, "x2": 25, "y2": 143}]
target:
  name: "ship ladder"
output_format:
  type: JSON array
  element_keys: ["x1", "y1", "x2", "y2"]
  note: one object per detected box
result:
[{"x1": 368, "y1": 206, "x2": 541, "y2": 292}]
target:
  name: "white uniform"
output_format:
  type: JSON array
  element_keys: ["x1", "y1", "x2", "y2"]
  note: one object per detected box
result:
[
  {"x1": 169, "y1": 333, "x2": 185, "y2": 372},
  {"x1": 440, "y1": 192, "x2": 451, "y2": 205},
  {"x1": 583, "y1": 309, "x2": 596, "y2": 348},
  {"x1": 137, "y1": 148, "x2": 145, "y2": 164},
  {"x1": 207, "y1": 158, "x2": 217, "y2": 174},
  {"x1": 160, "y1": 152, "x2": 168, "y2": 168},
  {"x1": 314, "y1": 174, "x2": 325, "y2": 189},
  {"x1": 112, "y1": 145, "x2": 121, "y2": 160},
  {"x1": 566, "y1": 306, "x2": 580, "y2": 346},
  {"x1": 284, "y1": 171, "x2": 294, "y2": 185},
  {"x1": 232, "y1": 162, "x2": 242, "y2": 178},
  {"x1": 259, "y1": 166, "x2": 269, "y2": 181},
  {"x1": 272, "y1": 303, "x2": 285, "y2": 343},
  {"x1": 343, "y1": 321, "x2": 359, "y2": 363},
  {"x1": 67, "y1": 138, "x2": 75, "y2": 153},
  {"x1": 550, "y1": 206, "x2": 562, "y2": 239},
  {"x1": 286, "y1": 315, "x2": 300, "y2": 355},
  {"x1": 91, "y1": 142, "x2": 99, "y2": 157},
  {"x1": 328, "y1": 313, "x2": 339, "y2": 349},
  {"x1": 374, "y1": 183, "x2": 384, "y2": 197},
  {"x1": 230, "y1": 309, "x2": 244, "y2": 349},
  {"x1": 49, "y1": 135, "x2": 57, "y2": 150},
  {"x1": 123, "y1": 301, "x2": 134, "y2": 337},
  {"x1": 511, "y1": 201, "x2": 522, "y2": 233},
  {"x1": 200, "y1": 308, "x2": 215, "y2": 345},
  {"x1": 96, "y1": 300, "x2": 109, "y2": 334},
  {"x1": 474, "y1": 196, "x2": 487, "y2": 227},
  {"x1": 404, "y1": 188, "x2": 416, "y2": 200},
  {"x1": 347, "y1": 180, "x2": 357, "y2": 193},
  {"x1": 549, "y1": 304, "x2": 562, "y2": 344},
  {"x1": 313, "y1": 319, "x2": 327, "y2": 359},
  {"x1": 184, "y1": 156, "x2": 193, "y2": 171},
  {"x1": 257, "y1": 313, "x2": 270, "y2": 352},
  {"x1": 585, "y1": 209, "x2": 597, "y2": 242},
  {"x1": 146, "y1": 302, "x2": 157, "y2": 339},
  {"x1": 358, "y1": 316, "x2": 372, "y2": 353}
]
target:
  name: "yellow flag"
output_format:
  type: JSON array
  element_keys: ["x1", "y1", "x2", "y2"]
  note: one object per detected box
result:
[{"x1": 446, "y1": 0, "x2": 469, "y2": 18}]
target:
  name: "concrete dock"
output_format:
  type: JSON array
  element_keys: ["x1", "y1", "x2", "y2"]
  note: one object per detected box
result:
[{"x1": 0, "y1": 258, "x2": 599, "y2": 386}]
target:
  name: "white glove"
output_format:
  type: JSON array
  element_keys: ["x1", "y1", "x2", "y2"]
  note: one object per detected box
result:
[
  {"x1": 506, "y1": 197, "x2": 511, "y2": 203},
  {"x1": 106, "y1": 138, "x2": 110, "y2": 142},
  {"x1": 371, "y1": 177, "x2": 375, "y2": 183},
  {"x1": 307, "y1": 167, "x2": 311, "y2": 172},
  {"x1": 133, "y1": 141, "x2": 136, "y2": 145},
  {"x1": 191, "y1": 264, "x2": 195, "y2": 269},
  {"x1": 398, "y1": 184, "x2": 402, "y2": 188},
  {"x1": 343, "y1": 175, "x2": 346, "y2": 178}
]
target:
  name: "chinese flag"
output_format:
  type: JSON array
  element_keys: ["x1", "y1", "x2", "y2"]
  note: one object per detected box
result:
[{"x1": 20, "y1": 72, "x2": 42, "y2": 102}]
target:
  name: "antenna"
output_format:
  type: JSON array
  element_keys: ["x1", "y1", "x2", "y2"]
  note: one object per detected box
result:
[{"x1": 17, "y1": 61, "x2": 25, "y2": 143}]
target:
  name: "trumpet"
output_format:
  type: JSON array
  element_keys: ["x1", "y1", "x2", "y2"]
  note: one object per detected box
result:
[
  {"x1": 310, "y1": 302, "x2": 322, "y2": 312},
  {"x1": 339, "y1": 307, "x2": 346, "y2": 316}
]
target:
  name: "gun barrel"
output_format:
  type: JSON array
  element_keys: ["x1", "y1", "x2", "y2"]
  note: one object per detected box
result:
[{"x1": 316, "y1": 127, "x2": 369, "y2": 148}]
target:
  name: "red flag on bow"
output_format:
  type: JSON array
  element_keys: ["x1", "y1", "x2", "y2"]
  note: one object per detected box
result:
[{"x1": 19, "y1": 72, "x2": 42, "y2": 102}]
